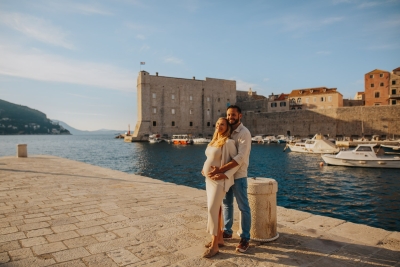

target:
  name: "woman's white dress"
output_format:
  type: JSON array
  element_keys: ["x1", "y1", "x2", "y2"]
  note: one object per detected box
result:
[{"x1": 202, "y1": 139, "x2": 238, "y2": 236}]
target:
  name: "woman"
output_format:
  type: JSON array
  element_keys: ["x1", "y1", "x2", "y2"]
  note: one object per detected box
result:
[{"x1": 201, "y1": 117, "x2": 239, "y2": 258}]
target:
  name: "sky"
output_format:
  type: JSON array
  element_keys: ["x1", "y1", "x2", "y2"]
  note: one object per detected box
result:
[{"x1": 0, "y1": 0, "x2": 399, "y2": 131}]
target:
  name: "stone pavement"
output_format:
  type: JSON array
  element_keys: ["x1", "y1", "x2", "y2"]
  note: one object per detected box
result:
[{"x1": 0, "y1": 155, "x2": 399, "y2": 267}]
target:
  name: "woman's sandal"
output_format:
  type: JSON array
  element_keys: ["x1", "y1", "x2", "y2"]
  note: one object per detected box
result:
[
  {"x1": 202, "y1": 248, "x2": 219, "y2": 258},
  {"x1": 204, "y1": 241, "x2": 224, "y2": 248}
]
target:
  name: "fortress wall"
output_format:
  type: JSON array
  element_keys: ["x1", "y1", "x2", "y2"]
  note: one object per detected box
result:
[{"x1": 241, "y1": 105, "x2": 400, "y2": 138}]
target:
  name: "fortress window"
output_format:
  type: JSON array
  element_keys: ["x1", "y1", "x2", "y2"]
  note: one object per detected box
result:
[
  {"x1": 380, "y1": 82, "x2": 384, "y2": 87},
  {"x1": 375, "y1": 92, "x2": 380, "y2": 98},
  {"x1": 172, "y1": 94, "x2": 175, "y2": 100},
  {"x1": 171, "y1": 108, "x2": 175, "y2": 114},
  {"x1": 152, "y1": 93, "x2": 156, "y2": 99},
  {"x1": 190, "y1": 109, "x2": 193, "y2": 114},
  {"x1": 190, "y1": 95, "x2": 193, "y2": 101},
  {"x1": 207, "y1": 122, "x2": 211, "y2": 126},
  {"x1": 153, "y1": 121, "x2": 156, "y2": 126},
  {"x1": 172, "y1": 121, "x2": 175, "y2": 126},
  {"x1": 190, "y1": 122, "x2": 193, "y2": 126},
  {"x1": 370, "y1": 84, "x2": 374, "y2": 87},
  {"x1": 392, "y1": 89, "x2": 397, "y2": 94},
  {"x1": 153, "y1": 108, "x2": 157, "y2": 114},
  {"x1": 207, "y1": 109, "x2": 210, "y2": 115},
  {"x1": 207, "y1": 97, "x2": 210, "y2": 102},
  {"x1": 297, "y1": 98, "x2": 301, "y2": 104},
  {"x1": 313, "y1": 97, "x2": 316, "y2": 102},
  {"x1": 320, "y1": 97, "x2": 325, "y2": 102},
  {"x1": 393, "y1": 81, "x2": 396, "y2": 85},
  {"x1": 391, "y1": 99, "x2": 397, "y2": 105}
]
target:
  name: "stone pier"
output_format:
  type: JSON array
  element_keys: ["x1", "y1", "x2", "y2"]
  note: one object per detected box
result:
[{"x1": 0, "y1": 156, "x2": 399, "y2": 266}]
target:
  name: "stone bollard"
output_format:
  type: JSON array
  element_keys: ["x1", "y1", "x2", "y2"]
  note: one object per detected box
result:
[
  {"x1": 17, "y1": 144, "x2": 28, "y2": 158},
  {"x1": 248, "y1": 177, "x2": 279, "y2": 242}
]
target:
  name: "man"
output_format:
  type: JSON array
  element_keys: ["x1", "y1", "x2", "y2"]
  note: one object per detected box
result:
[{"x1": 208, "y1": 105, "x2": 252, "y2": 253}]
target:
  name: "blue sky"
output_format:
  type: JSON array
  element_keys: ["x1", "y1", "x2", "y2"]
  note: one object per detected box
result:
[{"x1": 0, "y1": 0, "x2": 399, "y2": 131}]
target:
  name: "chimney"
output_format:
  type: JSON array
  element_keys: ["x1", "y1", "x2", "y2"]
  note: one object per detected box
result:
[
  {"x1": 156, "y1": 72, "x2": 158, "y2": 76},
  {"x1": 193, "y1": 76, "x2": 195, "y2": 80}
]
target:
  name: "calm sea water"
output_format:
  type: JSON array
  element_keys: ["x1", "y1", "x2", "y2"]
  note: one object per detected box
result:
[{"x1": 1, "y1": 134, "x2": 399, "y2": 232}]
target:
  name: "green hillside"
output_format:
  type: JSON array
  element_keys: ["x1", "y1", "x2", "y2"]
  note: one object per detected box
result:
[{"x1": 0, "y1": 99, "x2": 70, "y2": 135}]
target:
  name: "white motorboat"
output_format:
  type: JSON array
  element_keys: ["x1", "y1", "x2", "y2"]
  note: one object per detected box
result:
[
  {"x1": 148, "y1": 134, "x2": 162, "y2": 143},
  {"x1": 322, "y1": 144, "x2": 400, "y2": 168},
  {"x1": 286, "y1": 134, "x2": 339, "y2": 154},
  {"x1": 252, "y1": 135, "x2": 264, "y2": 144},
  {"x1": 193, "y1": 137, "x2": 211, "y2": 144},
  {"x1": 170, "y1": 134, "x2": 194, "y2": 145}
]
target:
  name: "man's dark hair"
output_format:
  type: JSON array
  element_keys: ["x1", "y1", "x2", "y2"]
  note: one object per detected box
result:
[{"x1": 227, "y1": 105, "x2": 242, "y2": 114}]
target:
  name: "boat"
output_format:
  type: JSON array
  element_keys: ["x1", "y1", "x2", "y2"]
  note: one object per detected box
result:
[
  {"x1": 263, "y1": 135, "x2": 277, "y2": 144},
  {"x1": 286, "y1": 134, "x2": 339, "y2": 154},
  {"x1": 380, "y1": 144, "x2": 400, "y2": 155},
  {"x1": 148, "y1": 134, "x2": 162, "y2": 143},
  {"x1": 252, "y1": 135, "x2": 264, "y2": 144},
  {"x1": 193, "y1": 137, "x2": 211, "y2": 144},
  {"x1": 321, "y1": 144, "x2": 400, "y2": 168},
  {"x1": 170, "y1": 134, "x2": 194, "y2": 145}
]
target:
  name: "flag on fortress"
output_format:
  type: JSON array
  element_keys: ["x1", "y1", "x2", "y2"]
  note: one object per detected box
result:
[{"x1": 140, "y1": 62, "x2": 145, "y2": 65}]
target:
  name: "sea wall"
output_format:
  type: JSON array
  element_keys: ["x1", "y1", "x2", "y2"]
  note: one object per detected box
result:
[{"x1": 241, "y1": 105, "x2": 400, "y2": 138}]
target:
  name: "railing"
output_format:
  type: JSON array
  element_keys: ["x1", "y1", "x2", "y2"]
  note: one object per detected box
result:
[{"x1": 389, "y1": 94, "x2": 400, "y2": 99}]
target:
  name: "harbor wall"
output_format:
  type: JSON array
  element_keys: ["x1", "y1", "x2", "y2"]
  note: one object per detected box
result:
[{"x1": 241, "y1": 105, "x2": 400, "y2": 138}]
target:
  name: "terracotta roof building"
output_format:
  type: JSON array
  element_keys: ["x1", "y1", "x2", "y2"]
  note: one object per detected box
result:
[{"x1": 288, "y1": 87, "x2": 343, "y2": 110}]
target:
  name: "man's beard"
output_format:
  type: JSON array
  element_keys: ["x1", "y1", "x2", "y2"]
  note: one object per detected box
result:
[{"x1": 228, "y1": 118, "x2": 239, "y2": 125}]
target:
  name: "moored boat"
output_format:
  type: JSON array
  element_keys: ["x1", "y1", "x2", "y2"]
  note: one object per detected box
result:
[
  {"x1": 321, "y1": 144, "x2": 400, "y2": 168},
  {"x1": 193, "y1": 137, "x2": 211, "y2": 144},
  {"x1": 381, "y1": 144, "x2": 400, "y2": 154},
  {"x1": 170, "y1": 134, "x2": 194, "y2": 145},
  {"x1": 148, "y1": 134, "x2": 162, "y2": 143},
  {"x1": 286, "y1": 134, "x2": 339, "y2": 154}
]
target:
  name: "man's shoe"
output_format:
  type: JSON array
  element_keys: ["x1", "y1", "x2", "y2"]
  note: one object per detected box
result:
[
  {"x1": 236, "y1": 238, "x2": 249, "y2": 253},
  {"x1": 222, "y1": 232, "x2": 232, "y2": 239}
]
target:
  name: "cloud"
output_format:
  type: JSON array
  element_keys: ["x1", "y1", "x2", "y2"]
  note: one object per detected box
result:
[
  {"x1": 40, "y1": 1, "x2": 113, "y2": 16},
  {"x1": 139, "y1": 44, "x2": 150, "y2": 51},
  {"x1": 0, "y1": 45, "x2": 136, "y2": 91},
  {"x1": 136, "y1": 34, "x2": 146, "y2": 40},
  {"x1": 0, "y1": 12, "x2": 75, "y2": 50},
  {"x1": 321, "y1": 17, "x2": 344, "y2": 24},
  {"x1": 69, "y1": 3, "x2": 113, "y2": 15},
  {"x1": 234, "y1": 79, "x2": 257, "y2": 91},
  {"x1": 164, "y1": 56, "x2": 183, "y2": 64},
  {"x1": 365, "y1": 43, "x2": 400, "y2": 50},
  {"x1": 263, "y1": 78, "x2": 270, "y2": 82},
  {"x1": 357, "y1": 1, "x2": 381, "y2": 8}
]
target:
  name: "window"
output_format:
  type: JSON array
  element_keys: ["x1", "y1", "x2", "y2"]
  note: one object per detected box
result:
[
  {"x1": 189, "y1": 122, "x2": 193, "y2": 126},
  {"x1": 380, "y1": 73, "x2": 383, "y2": 78},
  {"x1": 371, "y1": 84, "x2": 374, "y2": 87},
  {"x1": 375, "y1": 92, "x2": 380, "y2": 98},
  {"x1": 271, "y1": 103, "x2": 274, "y2": 108},
  {"x1": 393, "y1": 81, "x2": 397, "y2": 85},
  {"x1": 190, "y1": 95, "x2": 193, "y2": 101},
  {"x1": 370, "y1": 74, "x2": 374, "y2": 78},
  {"x1": 320, "y1": 97, "x2": 325, "y2": 102},
  {"x1": 171, "y1": 94, "x2": 175, "y2": 100},
  {"x1": 280, "y1": 102, "x2": 286, "y2": 107},
  {"x1": 152, "y1": 93, "x2": 156, "y2": 99},
  {"x1": 172, "y1": 121, "x2": 175, "y2": 126},
  {"x1": 207, "y1": 109, "x2": 210, "y2": 115},
  {"x1": 380, "y1": 82, "x2": 384, "y2": 87},
  {"x1": 207, "y1": 97, "x2": 210, "y2": 102},
  {"x1": 152, "y1": 121, "x2": 156, "y2": 126},
  {"x1": 392, "y1": 89, "x2": 397, "y2": 95},
  {"x1": 328, "y1": 96, "x2": 332, "y2": 102},
  {"x1": 207, "y1": 122, "x2": 211, "y2": 127},
  {"x1": 374, "y1": 103, "x2": 380, "y2": 106},
  {"x1": 297, "y1": 98, "x2": 301, "y2": 104},
  {"x1": 218, "y1": 109, "x2": 220, "y2": 113},
  {"x1": 391, "y1": 99, "x2": 397, "y2": 105},
  {"x1": 153, "y1": 108, "x2": 157, "y2": 114},
  {"x1": 171, "y1": 108, "x2": 175, "y2": 114},
  {"x1": 189, "y1": 109, "x2": 193, "y2": 115},
  {"x1": 306, "y1": 98, "x2": 309, "y2": 103},
  {"x1": 313, "y1": 97, "x2": 316, "y2": 103},
  {"x1": 290, "y1": 98, "x2": 295, "y2": 104}
]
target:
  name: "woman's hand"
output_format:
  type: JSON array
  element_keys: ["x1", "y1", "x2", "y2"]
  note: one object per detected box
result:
[
  {"x1": 201, "y1": 170, "x2": 205, "y2": 176},
  {"x1": 210, "y1": 173, "x2": 228, "y2": 180}
]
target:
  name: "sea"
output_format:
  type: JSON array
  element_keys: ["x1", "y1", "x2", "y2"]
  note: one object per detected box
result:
[{"x1": 1, "y1": 134, "x2": 399, "y2": 232}]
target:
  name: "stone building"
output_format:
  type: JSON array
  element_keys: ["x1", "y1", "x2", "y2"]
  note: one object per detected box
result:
[
  {"x1": 364, "y1": 69, "x2": 391, "y2": 106},
  {"x1": 132, "y1": 71, "x2": 236, "y2": 139},
  {"x1": 389, "y1": 67, "x2": 400, "y2": 106},
  {"x1": 288, "y1": 87, "x2": 343, "y2": 110},
  {"x1": 268, "y1": 93, "x2": 289, "y2": 112}
]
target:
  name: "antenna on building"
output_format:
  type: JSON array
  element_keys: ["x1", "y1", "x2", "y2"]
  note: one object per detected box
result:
[{"x1": 140, "y1": 62, "x2": 145, "y2": 71}]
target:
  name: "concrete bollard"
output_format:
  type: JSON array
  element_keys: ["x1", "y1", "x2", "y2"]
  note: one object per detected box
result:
[
  {"x1": 17, "y1": 144, "x2": 28, "y2": 158},
  {"x1": 248, "y1": 177, "x2": 279, "y2": 242}
]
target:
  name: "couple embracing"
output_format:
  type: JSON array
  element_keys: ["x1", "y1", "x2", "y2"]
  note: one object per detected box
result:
[{"x1": 201, "y1": 105, "x2": 252, "y2": 258}]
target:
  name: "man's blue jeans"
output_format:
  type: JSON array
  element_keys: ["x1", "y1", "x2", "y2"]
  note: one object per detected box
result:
[{"x1": 223, "y1": 177, "x2": 251, "y2": 241}]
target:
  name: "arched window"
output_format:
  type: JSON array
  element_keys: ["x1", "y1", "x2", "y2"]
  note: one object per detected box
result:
[{"x1": 297, "y1": 98, "x2": 301, "y2": 104}]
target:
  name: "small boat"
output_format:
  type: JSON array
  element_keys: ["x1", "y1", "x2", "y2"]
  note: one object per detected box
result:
[
  {"x1": 286, "y1": 134, "x2": 339, "y2": 154},
  {"x1": 148, "y1": 134, "x2": 162, "y2": 143},
  {"x1": 170, "y1": 134, "x2": 194, "y2": 145},
  {"x1": 252, "y1": 135, "x2": 264, "y2": 144},
  {"x1": 321, "y1": 144, "x2": 400, "y2": 168},
  {"x1": 193, "y1": 137, "x2": 211, "y2": 144}
]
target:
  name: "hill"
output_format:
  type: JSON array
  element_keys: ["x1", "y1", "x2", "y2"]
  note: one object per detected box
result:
[
  {"x1": 53, "y1": 120, "x2": 125, "y2": 135},
  {"x1": 0, "y1": 99, "x2": 70, "y2": 135}
]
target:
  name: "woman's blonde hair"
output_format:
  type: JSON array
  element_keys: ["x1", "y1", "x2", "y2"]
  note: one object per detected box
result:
[{"x1": 208, "y1": 117, "x2": 232, "y2": 147}]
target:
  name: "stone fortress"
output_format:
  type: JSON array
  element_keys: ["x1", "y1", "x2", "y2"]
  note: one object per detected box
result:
[{"x1": 133, "y1": 69, "x2": 400, "y2": 140}]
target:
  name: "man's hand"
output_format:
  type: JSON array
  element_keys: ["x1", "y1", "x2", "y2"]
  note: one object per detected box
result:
[
  {"x1": 207, "y1": 166, "x2": 222, "y2": 177},
  {"x1": 210, "y1": 173, "x2": 228, "y2": 181}
]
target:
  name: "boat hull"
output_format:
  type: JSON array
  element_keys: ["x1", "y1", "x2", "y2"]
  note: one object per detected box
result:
[
  {"x1": 288, "y1": 145, "x2": 339, "y2": 154},
  {"x1": 322, "y1": 155, "x2": 400, "y2": 168}
]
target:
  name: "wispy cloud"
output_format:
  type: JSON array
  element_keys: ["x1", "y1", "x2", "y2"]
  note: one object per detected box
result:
[
  {"x1": 139, "y1": 44, "x2": 150, "y2": 51},
  {"x1": 365, "y1": 43, "x2": 399, "y2": 50},
  {"x1": 0, "y1": 12, "x2": 75, "y2": 50},
  {"x1": 164, "y1": 56, "x2": 183, "y2": 64},
  {"x1": 41, "y1": 1, "x2": 113, "y2": 16},
  {"x1": 136, "y1": 34, "x2": 146, "y2": 40},
  {"x1": 0, "y1": 45, "x2": 136, "y2": 91},
  {"x1": 358, "y1": 1, "x2": 381, "y2": 8}
]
